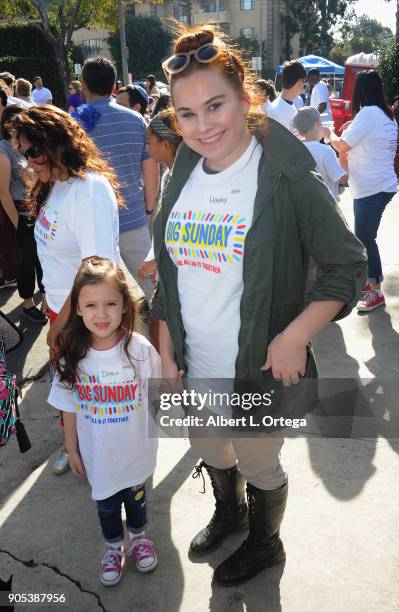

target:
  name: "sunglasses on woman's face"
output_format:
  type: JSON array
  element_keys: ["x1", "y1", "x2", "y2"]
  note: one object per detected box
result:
[
  {"x1": 20, "y1": 145, "x2": 44, "y2": 160},
  {"x1": 162, "y1": 43, "x2": 221, "y2": 76}
]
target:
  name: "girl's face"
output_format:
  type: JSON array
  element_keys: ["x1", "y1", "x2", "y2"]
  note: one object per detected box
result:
[
  {"x1": 77, "y1": 280, "x2": 126, "y2": 350},
  {"x1": 147, "y1": 130, "x2": 169, "y2": 164},
  {"x1": 254, "y1": 85, "x2": 267, "y2": 102},
  {"x1": 172, "y1": 68, "x2": 251, "y2": 171}
]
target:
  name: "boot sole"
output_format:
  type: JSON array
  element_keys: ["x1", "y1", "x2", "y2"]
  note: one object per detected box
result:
[
  {"x1": 212, "y1": 553, "x2": 286, "y2": 586},
  {"x1": 189, "y1": 522, "x2": 249, "y2": 556}
]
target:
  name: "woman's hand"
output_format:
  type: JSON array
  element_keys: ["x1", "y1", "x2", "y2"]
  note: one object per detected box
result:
[
  {"x1": 138, "y1": 259, "x2": 157, "y2": 282},
  {"x1": 160, "y1": 357, "x2": 184, "y2": 395},
  {"x1": 68, "y1": 450, "x2": 85, "y2": 476},
  {"x1": 339, "y1": 120, "x2": 352, "y2": 133},
  {"x1": 47, "y1": 321, "x2": 62, "y2": 356},
  {"x1": 261, "y1": 331, "x2": 307, "y2": 387}
]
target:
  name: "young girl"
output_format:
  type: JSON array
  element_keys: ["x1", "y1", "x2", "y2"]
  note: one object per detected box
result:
[{"x1": 48, "y1": 258, "x2": 160, "y2": 586}]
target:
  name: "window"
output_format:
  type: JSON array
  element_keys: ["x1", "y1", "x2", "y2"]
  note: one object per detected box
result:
[
  {"x1": 81, "y1": 39, "x2": 104, "y2": 59},
  {"x1": 173, "y1": 4, "x2": 189, "y2": 22},
  {"x1": 200, "y1": 1, "x2": 225, "y2": 12},
  {"x1": 240, "y1": 27, "x2": 256, "y2": 38},
  {"x1": 240, "y1": 0, "x2": 254, "y2": 9}
]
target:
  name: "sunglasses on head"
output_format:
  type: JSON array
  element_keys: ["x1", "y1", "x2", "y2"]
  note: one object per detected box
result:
[
  {"x1": 162, "y1": 43, "x2": 222, "y2": 76},
  {"x1": 21, "y1": 145, "x2": 43, "y2": 160}
]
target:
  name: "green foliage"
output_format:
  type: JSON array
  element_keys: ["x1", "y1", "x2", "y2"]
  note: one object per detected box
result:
[
  {"x1": 231, "y1": 36, "x2": 260, "y2": 61},
  {"x1": 376, "y1": 37, "x2": 399, "y2": 104},
  {"x1": 108, "y1": 15, "x2": 171, "y2": 81},
  {"x1": 330, "y1": 15, "x2": 394, "y2": 66},
  {"x1": 0, "y1": 22, "x2": 55, "y2": 58},
  {"x1": 281, "y1": 0, "x2": 356, "y2": 59},
  {"x1": 0, "y1": 56, "x2": 65, "y2": 106}
]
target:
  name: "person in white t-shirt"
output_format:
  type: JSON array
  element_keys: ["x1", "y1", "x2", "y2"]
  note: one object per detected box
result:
[
  {"x1": 154, "y1": 25, "x2": 367, "y2": 587},
  {"x1": 293, "y1": 107, "x2": 346, "y2": 201},
  {"x1": 49, "y1": 258, "x2": 160, "y2": 586},
  {"x1": 31, "y1": 76, "x2": 53, "y2": 105},
  {"x1": 308, "y1": 69, "x2": 332, "y2": 121},
  {"x1": 325, "y1": 70, "x2": 398, "y2": 313},
  {"x1": 12, "y1": 105, "x2": 121, "y2": 474},
  {"x1": 268, "y1": 60, "x2": 306, "y2": 134}
]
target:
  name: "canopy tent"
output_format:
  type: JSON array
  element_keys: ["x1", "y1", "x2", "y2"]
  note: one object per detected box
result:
[{"x1": 275, "y1": 55, "x2": 344, "y2": 75}]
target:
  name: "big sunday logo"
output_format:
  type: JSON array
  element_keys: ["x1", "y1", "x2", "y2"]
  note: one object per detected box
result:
[
  {"x1": 35, "y1": 206, "x2": 58, "y2": 244},
  {"x1": 73, "y1": 373, "x2": 142, "y2": 425},
  {"x1": 165, "y1": 209, "x2": 247, "y2": 274}
]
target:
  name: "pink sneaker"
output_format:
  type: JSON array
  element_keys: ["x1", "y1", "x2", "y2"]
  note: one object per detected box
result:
[
  {"x1": 357, "y1": 291, "x2": 385, "y2": 312},
  {"x1": 128, "y1": 537, "x2": 158, "y2": 573},
  {"x1": 100, "y1": 546, "x2": 124, "y2": 586}
]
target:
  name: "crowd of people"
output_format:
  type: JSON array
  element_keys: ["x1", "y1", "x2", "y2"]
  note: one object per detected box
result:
[{"x1": 0, "y1": 22, "x2": 397, "y2": 589}]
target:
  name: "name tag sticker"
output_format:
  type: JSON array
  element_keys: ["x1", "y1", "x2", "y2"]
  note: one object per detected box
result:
[{"x1": 98, "y1": 368, "x2": 122, "y2": 385}]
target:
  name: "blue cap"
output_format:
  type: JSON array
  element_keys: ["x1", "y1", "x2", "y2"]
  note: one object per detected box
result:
[{"x1": 133, "y1": 84, "x2": 149, "y2": 104}]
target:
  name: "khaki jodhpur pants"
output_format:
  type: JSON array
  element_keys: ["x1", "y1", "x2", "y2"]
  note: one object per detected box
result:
[{"x1": 188, "y1": 408, "x2": 286, "y2": 491}]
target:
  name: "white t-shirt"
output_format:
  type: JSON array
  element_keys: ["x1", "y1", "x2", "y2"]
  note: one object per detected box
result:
[
  {"x1": 342, "y1": 106, "x2": 398, "y2": 199},
  {"x1": 293, "y1": 95, "x2": 304, "y2": 110},
  {"x1": 48, "y1": 333, "x2": 160, "y2": 500},
  {"x1": 310, "y1": 81, "x2": 332, "y2": 120},
  {"x1": 6, "y1": 95, "x2": 32, "y2": 107},
  {"x1": 268, "y1": 95, "x2": 297, "y2": 134},
  {"x1": 165, "y1": 137, "x2": 262, "y2": 378},
  {"x1": 34, "y1": 172, "x2": 120, "y2": 313},
  {"x1": 303, "y1": 141, "x2": 345, "y2": 201},
  {"x1": 32, "y1": 87, "x2": 53, "y2": 104}
]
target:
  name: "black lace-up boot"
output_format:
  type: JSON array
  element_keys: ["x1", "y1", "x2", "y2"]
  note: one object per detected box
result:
[
  {"x1": 213, "y1": 480, "x2": 288, "y2": 585},
  {"x1": 189, "y1": 461, "x2": 248, "y2": 554}
]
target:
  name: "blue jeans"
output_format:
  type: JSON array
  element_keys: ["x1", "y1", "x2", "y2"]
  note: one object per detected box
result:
[
  {"x1": 354, "y1": 192, "x2": 395, "y2": 283},
  {"x1": 96, "y1": 483, "x2": 147, "y2": 543}
]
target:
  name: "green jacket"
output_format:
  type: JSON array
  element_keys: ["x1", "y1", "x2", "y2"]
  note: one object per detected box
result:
[{"x1": 152, "y1": 118, "x2": 367, "y2": 379}]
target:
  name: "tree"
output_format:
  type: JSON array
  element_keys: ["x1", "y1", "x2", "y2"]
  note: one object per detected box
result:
[
  {"x1": 330, "y1": 15, "x2": 394, "y2": 65},
  {"x1": 231, "y1": 35, "x2": 260, "y2": 61},
  {"x1": 108, "y1": 15, "x2": 171, "y2": 81},
  {"x1": 0, "y1": 0, "x2": 123, "y2": 97},
  {"x1": 384, "y1": 0, "x2": 399, "y2": 44},
  {"x1": 281, "y1": 0, "x2": 356, "y2": 59}
]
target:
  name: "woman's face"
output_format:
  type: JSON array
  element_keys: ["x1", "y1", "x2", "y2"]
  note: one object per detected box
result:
[
  {"x1": 18, "y1": 136, "x2": 52, "y2": 182},
  {"x1": 18, "y1": 136, "x2": 67, "y2": 182},
  {"x1": 69, "y1": 85, "x2": 77, "y2": 95},
  {"x1": 173, "y1": 68, "x2": 250, "y2": 171}
]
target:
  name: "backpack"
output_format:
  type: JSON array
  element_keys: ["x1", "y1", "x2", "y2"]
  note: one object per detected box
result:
[{"x1": 0, "y1": 312, "x2": 31, "y2": 452}]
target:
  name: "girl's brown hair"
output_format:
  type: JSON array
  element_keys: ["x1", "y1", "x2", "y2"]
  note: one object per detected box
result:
[
  {"x1": 10, "y1": 105, "x2": 123, "y2": 215},
  {"x1": 55, "y1": 258, "x2": 137, "y2": 387},
  {"x1": 167, "y1": 24, "x2": 267, "y2": 135}
]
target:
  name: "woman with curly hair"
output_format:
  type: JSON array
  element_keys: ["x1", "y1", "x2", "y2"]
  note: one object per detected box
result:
[{"x1": 11, "y1": 104, "x2": 122, "y2": 473}]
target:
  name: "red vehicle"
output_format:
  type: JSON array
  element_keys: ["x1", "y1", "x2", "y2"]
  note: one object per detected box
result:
[{"x1": 330, "y1": 53, "x2": 379, "y2": 134}]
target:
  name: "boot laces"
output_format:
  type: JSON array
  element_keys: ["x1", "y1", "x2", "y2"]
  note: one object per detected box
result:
[{"x1": 192, "y1": 461, "x2": 206, "y2": 494}]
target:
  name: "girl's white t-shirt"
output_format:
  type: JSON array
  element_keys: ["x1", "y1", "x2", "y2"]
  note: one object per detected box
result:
[
  {"x1": 34, "y1": 172, "x2": 120, "y2": 313},
  {"x1": 48, "y1": 333, "x2": 160, "y2": 500},
  {"x1": 165, "y1": 136, "x2": 262, "y2": 378},
  {"x1": 342, "y1": 106, "x2": 398, "y2": 199}
]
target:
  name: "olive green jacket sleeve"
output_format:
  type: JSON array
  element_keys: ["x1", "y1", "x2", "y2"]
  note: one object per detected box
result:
[{"x1": 289, "y1": 171, "x2": 368, "y2": 320}]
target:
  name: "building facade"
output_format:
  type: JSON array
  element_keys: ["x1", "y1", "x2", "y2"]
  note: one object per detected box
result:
[{"x1": 130, "y1": 0, "x2": 288, "y2": 71}]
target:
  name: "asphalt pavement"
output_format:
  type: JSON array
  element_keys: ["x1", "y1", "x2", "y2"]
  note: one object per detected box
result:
[{"x1": 0, "y1": 187, "x2": 398, "y2": 612}]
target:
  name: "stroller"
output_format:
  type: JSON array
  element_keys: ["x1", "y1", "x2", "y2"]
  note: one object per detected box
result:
[{"x1": 0, "y1": 310, "x2": 31, "y2": 452}]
